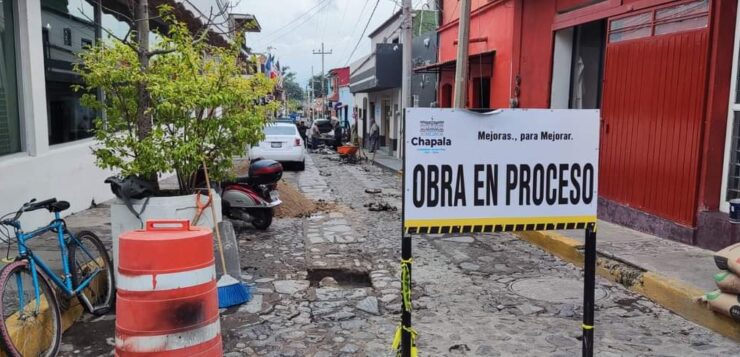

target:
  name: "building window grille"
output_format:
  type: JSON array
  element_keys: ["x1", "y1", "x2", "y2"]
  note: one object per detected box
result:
[
  {"x1": 0, "y1": 0, "x2": 21, "y2": 156},
  {"x1": 608, "y1": 0, "x2": 708, "y2": 43}
]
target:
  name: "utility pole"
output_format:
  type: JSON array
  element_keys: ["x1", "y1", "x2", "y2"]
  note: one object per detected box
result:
[
  {"x1": 402, "y1": 0, "x2": 412, "y2": 110},
  {"x1": 399, "y1": 3, "x2": 413, "y2": 357},
  {"x1": 313, "y1": 42, "x2": 332, "y2": 116},
  {"x1": 453, "y1": 0, "x2": 471, "y2": 108},
  {"x1": 310, "y1": 66, "x2": 315, "y2": 121}
]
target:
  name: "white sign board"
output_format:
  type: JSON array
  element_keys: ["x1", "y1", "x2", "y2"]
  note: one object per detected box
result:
[{"x1": 403, "y1": 108, "x2": 600, "y2": 234}]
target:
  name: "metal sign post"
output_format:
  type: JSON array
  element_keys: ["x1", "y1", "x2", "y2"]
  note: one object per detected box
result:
[
  {"x1": 582, "y1": 223, "x2": 597, "y2": 357},
  {"x1": 400, "y1": 108, "x2": 600, "y2": 357}
]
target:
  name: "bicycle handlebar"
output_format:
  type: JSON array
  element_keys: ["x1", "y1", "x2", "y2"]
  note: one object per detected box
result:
[
  {"x1": 0, "y1": 198, "x2": 57, "y2": 226},
  {"x1": 24, "y1": 198, "x2": 57, "y2": 212}
]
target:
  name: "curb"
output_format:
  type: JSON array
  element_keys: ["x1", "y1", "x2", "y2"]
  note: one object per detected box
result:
[
  {"x1": 1, "y1": 259, "x2": 104, "y2": 356},
  {"x1": 514, "y1": 230, "x2": 740, "y2": 342},
  {"x1": 0, "y1": 292, "x2": 86, "y2": 357},
  {"x1": 370, "y1": 159, "x2": 402, "y2": 175}
]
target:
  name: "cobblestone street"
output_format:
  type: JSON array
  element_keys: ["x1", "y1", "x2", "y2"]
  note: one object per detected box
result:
[{"x1": 61, "y1": 153, "x2": 740, "y2": 356}]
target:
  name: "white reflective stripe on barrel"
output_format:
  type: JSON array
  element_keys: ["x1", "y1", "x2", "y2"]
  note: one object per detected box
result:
[
  {"x1": 116, "y1": 320, "x2": 220, "y2": 352},
  {"x1": 117, "y1": 265, "x2": 216, "y2": 291}
]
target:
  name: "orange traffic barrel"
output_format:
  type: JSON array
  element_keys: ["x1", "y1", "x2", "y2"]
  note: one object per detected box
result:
[{"x1": 115, "y1": 219, "x2": 222, "y2": 356}]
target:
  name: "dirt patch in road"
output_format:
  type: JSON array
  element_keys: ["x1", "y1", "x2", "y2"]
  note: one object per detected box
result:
[{"x1": 275, "y1": 180, "x2": 315, "y2": 218}]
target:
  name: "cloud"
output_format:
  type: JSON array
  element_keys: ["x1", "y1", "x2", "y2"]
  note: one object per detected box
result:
[{"x1": 233, "y1": 0, "x2": 401, "y2": 84}]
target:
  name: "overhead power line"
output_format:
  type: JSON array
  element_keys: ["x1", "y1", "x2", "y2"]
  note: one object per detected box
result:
[
  {"x1": 254, "y1": 0, "x2": 332, "y2": 45},
  {"x1": 345, "y1": 0, "x2": 381, "y2": 66}
]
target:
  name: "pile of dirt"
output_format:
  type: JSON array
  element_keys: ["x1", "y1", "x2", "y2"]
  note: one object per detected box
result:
[
  {"x1": 231, "y1": 160, "x2": 335, "y2": 218},
  {"x1": 274, "y1": 180, "x2": 315, "y2": 218}
]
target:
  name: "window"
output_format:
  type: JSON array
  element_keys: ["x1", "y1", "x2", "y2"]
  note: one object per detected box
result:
[
  {"x1": 0, "y1": 0, "x2": 21, "y2": 156},
  {"x1": 472, "y1": 77, "x2": 491, "y2": 109},
  {"x1": 264, "y1": 125, "x2": 298, "y2": 136},
  {"x1": 608, "y1": 0, "x2": 708, "y2": 43},
  {"x1": 42, "y1": 0, "x2": 97, "y2": 145},
  {"x1": 570, "y1": 20, "x2": 605, "y2": 109},
  {"x1": 63, "y1": 28, "x2": 72, "y2": 46}
]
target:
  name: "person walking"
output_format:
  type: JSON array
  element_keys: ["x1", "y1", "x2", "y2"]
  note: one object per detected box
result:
[
  {"x1": 309, "y1": 121, "x2": 321, "y2": 151},
  {"x1": 369, "y1": 118, "x2": 379, "y2": 153},
  {"x1": 297, "y1": 120, "x2": 308, "y2": 148},
  {"x1": 332, "y1": 117, "x2": 342, "y2": 150}
]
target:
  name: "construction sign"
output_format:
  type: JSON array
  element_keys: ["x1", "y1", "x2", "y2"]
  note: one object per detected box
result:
[{"x1": 403, "y1": 108, "x2": 600, "y2": 234}]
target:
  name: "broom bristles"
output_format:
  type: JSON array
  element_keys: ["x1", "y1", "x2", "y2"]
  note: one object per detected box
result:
[{"x1": 217, "y1": 274, "x2": 252, "y2": 308}]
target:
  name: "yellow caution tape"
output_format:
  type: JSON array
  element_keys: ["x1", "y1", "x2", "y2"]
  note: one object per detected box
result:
[
  {"x1": 392, "y1": 257, "x2": 419, "y2": 356},
  {"x1": 401, "y1": 258, "x2": 413, "y2": 312},
  {"x1": 392, "y1": 324, "x2": 419, "y2": 356}
]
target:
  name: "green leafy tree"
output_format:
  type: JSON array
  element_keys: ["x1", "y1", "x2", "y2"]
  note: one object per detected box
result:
[
  {"x1": 308, "y1": 74, "x2": 328, "y2": 98},
  {"x1": 76, "y1": 8, "x2": 278, "y2": 193},
  {"x1": 283, "y1": 71, "x2": 304, "y2": 102}
]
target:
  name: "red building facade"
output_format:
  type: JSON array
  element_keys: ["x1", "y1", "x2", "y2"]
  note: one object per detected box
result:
[{"x1": 430, "y1": 0, "x2": 737, "y2": 249}]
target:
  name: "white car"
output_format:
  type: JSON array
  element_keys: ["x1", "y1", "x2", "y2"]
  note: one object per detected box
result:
[{"x1": 249, "y1": 123, "x2": 306, "y2": 170}]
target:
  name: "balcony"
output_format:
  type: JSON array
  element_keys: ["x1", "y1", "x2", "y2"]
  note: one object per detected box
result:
[{"x1": 349, "y1": 43, "x2": 402, "y2": 93}]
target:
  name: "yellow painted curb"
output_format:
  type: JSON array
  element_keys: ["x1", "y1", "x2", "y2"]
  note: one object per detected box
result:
[
  {"x1": 513, "y1": 230, "x2": 740, "y2": 342},
  {"x1": 1, "y1": 258, "x2": 106, "y2": 356},
  {"x1": 634, "y1": 273, "x2": 740, "y2": 341},
  {"x1": 517, "y1": 230, "x2": 583, "y2": 266}
]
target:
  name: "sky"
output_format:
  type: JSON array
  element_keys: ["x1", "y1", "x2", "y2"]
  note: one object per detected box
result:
[{"x1": 191, "y1": 0, "x2": 426, "y2": 86}]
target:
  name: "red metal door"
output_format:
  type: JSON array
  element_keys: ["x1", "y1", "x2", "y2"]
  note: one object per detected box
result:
[{"x1": 600, "y1": 28, "x2": 709, "y2": 226}]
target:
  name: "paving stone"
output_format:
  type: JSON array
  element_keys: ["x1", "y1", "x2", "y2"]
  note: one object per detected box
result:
[
  {"x1": 460, "y1": 262, "x2": 480, "y2": 271},
  {"x1": 356, "y1": 296, "x2": 380, "y2": 315},
  {"x1": 340, "y1": 344, "x2": 360, "y2": 353},
  {"x1": 443, "y1": 236, "x2": 475, "y2": 243},
  {"x1": 238, "y1": 294, "x2": 263, "y2": 314},
  {"x1": 273, "y1": 280, "x2": 310, "y2": 295}
]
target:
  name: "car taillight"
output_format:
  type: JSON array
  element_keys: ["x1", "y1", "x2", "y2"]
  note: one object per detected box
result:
[{"x1": 295, "y1": 138, "x2": 301, "y2": 147}]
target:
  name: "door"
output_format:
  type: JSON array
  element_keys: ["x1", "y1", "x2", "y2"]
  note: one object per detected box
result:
[
  {"x1": 382, "y1": 99, "x2": 391, "y2": 150},
  {"x1": 600, "y1": 1, "x2": 710, "y2": 226}
]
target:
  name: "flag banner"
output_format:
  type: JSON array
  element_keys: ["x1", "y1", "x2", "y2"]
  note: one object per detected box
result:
[{"x1": 403, "y1": 108, "x2": 600, "y2": 234}]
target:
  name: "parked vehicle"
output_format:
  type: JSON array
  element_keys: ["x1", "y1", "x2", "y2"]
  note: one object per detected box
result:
[
  {"x1": 221, "y1": 159, "x2": 283, "y2": 230},
  {"x1": 0, "y1": 198, "x2": 115, "y2": 356},
  {"x1": 250, "y1": 123, "x2": 306, "y2": 170},
  {"x1": 310, "y1": 118, "x2": 336, "y2": 148}
]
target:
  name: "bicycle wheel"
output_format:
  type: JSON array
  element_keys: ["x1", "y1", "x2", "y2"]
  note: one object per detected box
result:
[
  {"x1": 0, "y1": 260, "x2": 61, "y2": 357},
  {"x1": 69, "y1": 230, "x2": 115, "y2": 316}
]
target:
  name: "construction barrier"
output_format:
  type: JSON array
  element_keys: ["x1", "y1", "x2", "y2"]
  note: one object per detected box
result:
[{"x1": 115, "y1": 220, "x2": 221, "y2": 356}]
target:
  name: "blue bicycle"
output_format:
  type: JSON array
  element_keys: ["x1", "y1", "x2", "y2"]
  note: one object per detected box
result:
[{"x1": 0, "y1": 198, "x2": 115, "y2": 356}]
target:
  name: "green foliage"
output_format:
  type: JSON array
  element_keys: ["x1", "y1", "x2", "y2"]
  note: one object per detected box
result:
[
  {"x1": 308, "y1": 74, "x2": 328, "y2": 98},
  {"x1": 283, "y1": 72, "x2": 304, "y2": 102},
  {"x1": 75, "y1": 8, "x2": 278, "y2": 193}
]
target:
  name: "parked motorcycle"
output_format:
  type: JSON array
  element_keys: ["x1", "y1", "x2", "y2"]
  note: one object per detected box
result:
[{"x1": 220, "y1": 159, "x2": 283, "y2": 230}]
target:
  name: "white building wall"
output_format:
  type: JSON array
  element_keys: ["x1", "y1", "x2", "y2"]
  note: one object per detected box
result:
[
  {"x1": 0, "y1": 0, "x2": 114, "y2": 228},
  {"x1": 719, "y1": 2, "x2": 740, "y2": 213}
]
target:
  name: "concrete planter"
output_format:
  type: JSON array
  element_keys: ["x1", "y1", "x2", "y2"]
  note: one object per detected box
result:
[{"x1": 110, "y1": 191, "x2": 221, "y2": 280}]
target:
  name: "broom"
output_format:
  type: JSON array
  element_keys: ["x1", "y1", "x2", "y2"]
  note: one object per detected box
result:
[{"x1": 202, "y1": 160, "x2": 251, "y2": 308}]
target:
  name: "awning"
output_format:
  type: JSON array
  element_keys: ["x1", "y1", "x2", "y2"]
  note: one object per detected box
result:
[
  {"x1": 414, "y1": 51, "x2": 496, "y2": 74},
  {"x1": 413, "y1": 59, "x2": 456, "y2": 73}
]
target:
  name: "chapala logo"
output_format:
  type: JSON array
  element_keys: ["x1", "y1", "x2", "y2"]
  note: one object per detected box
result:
[
  {"x1": 414, "y1": 116, "x2": 451, "y2": 152},
  {"x1": 411, "y1": 137, "x2": 451, "y2": 147}
]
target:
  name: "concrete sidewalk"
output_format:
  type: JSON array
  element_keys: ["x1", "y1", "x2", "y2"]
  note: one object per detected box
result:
[
  {"x1": 369, "y1": 151, "x2": 402, "y2": 172},
  {"x1": 372, "y1": 153, "x2": 740, "y2": 341}
]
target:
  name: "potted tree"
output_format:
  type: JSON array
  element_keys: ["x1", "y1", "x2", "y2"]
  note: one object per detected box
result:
[{"x1": 75, "y1": 7, "x2": 277, "y2": 267}]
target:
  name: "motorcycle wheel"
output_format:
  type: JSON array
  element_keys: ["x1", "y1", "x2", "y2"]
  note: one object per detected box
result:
[{"x1": 250, "y1": 208, "x2": 273, "y2": 230}]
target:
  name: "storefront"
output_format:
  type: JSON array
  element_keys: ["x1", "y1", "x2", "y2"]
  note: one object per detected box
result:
[{"x1": 435, "y1": 0, "x2": 737, "y2": 248}]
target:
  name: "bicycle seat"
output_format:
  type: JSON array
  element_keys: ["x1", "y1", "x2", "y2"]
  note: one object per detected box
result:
[{"x1": 49, "y1": 201, "x2": 70, "y2": 213}]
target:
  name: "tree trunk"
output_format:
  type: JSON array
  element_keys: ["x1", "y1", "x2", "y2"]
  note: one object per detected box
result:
[
  {"x1": 135, "y1": 0, "x2": 151, "y2": 140},
  {"x1": 134, "y1": 0, "x2": 159, "y2": 189}
]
